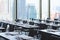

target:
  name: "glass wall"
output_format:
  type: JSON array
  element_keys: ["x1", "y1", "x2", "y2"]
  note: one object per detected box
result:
[
  {"x1": 0, "y1": 0, "x2": 14, "y2": 21},
  {"x1": 17, "y1": 0, "x2": 40, "y2": 20},
  {"x1": 50, "y1": 0, "x2": 60, "y2": 20},
  {"x1": 26, "y1": 0, "x2": 40, "y2": 19},
  {"x1": 42, "y1": 0, "x2": 49, "y2": 20}
]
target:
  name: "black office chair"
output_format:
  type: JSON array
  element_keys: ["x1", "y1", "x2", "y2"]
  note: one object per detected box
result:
[
  {"x1": 0, "y1": 22, "x2": 2, "y2": 27},
  {"x1": 29, "y1": 21, "x2": 34, "y2": 25},
  {"x1": 54, "y1": 19, "x2": 58, "y2": 21},
  {"x1": 19, "y1": 20, "x2": 29, "y2": 35},
  {"x1": 30, "y1": 18, "x2": 33, "y2": 20},
  {"x1": 39, "y1": 19, "x2": 42, "y2": 22},
  {"x1": 28, "y1": 29, "x2": 40, "y2": 39},
  {"x1": 46, "y1": 20, "x2": 51, "y2": 23},
  {"x1": 28, "y1": 29, "x2": 37, "y2": 37},
  {"x1": 23, "y1": 20, "x2": 27, "y2": 24},
  {"x1": 15, "y1": 19, "x2": 21, "y2": 22},
  {"x1": 8, "y1": 24, "x2": 15, "y2": 32},
  {"x1": 47, "y1": 18, "x2": 50, "y2": 20},
  {"x1": 14, "y1": 26, "x2": 23, "y2": 34},
  {"x1": 54, "y1": 22, "x2": 59, "y2": 24},
  {"x1": 2, "y1": 23, "x2": 8, "y2": 32}
]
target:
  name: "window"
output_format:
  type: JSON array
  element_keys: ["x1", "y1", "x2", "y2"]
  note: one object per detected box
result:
[
  {"x1": 26, "y1": 0, "x2": 40, "y2": 19},
  {"x1": 42, "y1": 0, "x2": 49, "y2": 20},
  {"x1": 17, "y1": 0, "x2": 40, "y2": 19},
  {"x1": 50, "y1": 0, "x2": 60, "y2": 20},
  {"x1": 0, "y1": 0, "x2": 14, "y2": 21}
]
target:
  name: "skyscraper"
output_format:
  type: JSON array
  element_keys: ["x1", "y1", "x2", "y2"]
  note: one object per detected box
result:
[{"x1": 27, "y1": 5, "x2": 37, "y2": 19}]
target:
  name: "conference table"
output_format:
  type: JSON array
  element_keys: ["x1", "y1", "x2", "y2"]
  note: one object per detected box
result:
[
  {"x1": 0, "y1": 20, "x2": 40, "y2": 37},
  {"x1": 0, "y1": 20, "x2": 59, "y2": 30},
  {"x1": 1, "y1": 20, "x2": 60, "y2": 29},
  {"x1": 1, "y1": 20, "x2": 60, "y2": 30},
  {"x1": 39, "y1": 20, "x2": 60, "y2": 30},
  {"x1": 38, "y1": 29, "x2": 60, "y2": 40},
  {"x1": 0, "y1": 27, "x2": 5, "y2": 32},
  {"x1": 0, "y1": 27, "x2": 5, "y2": 30},
  {"x1": 0, "y1": 32, "x2": 39, "y2": 40},
  {"x1": 45, "y1": 22, "x2": 60, "y2": 29},
  {"x1": 0, "y1": 20, "x2": 39, "y2": 29}
]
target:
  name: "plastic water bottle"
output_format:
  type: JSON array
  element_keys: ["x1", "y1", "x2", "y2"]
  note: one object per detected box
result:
[
  {"x1": 6, "y1": 24, "x2": 10, "y2": 35},
  {"x1": 6, "y1": 25, "x2": 9, "y2": 32}
]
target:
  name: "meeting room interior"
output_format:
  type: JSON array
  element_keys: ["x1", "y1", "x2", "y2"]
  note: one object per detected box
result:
[{"x1": 0, "y1": 0, "x2": 60, "y2": 40}]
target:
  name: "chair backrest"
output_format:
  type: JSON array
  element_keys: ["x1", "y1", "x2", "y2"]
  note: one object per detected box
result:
[
  {"x1": 47, "y1": 18, "x2": 50, "y2": 20},
  {"x1": 39, "y1": 19, "x2": 42, "y2": 22},
  {"x1": 28, "y1": 29, "x2": 37, "y2": 37},
  {"x1": 15, "y1": 19, "x2": 21, "y2": 22},
  {"x1": 54, "y1": 22, "x2": 59, "y2": 24},
  {"x1": 54, "y1": 19, "x2": 58, "y2": 21},
  {"x1": 2, "y1": 23, "x2": 8, "y2": 32},
  {"x1": 0, "y1": 22, "x2": 2, "y2": 27},
  {"x1": 29, "y1": 21, "x2": 34, "y2": 25},
  {"x1": 23, "y1": 20, "x2": 27, "y2": 24},
  {"x1": 46, "y1": 20, "x2": 51, "y2": 23},
  {"x1": 8, "y1": 24, "x2": 15, "y2": 32}
]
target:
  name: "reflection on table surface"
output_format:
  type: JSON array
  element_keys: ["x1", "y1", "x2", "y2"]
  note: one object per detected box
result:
[{"x1": 0, "y1": 32, "x2": 39, "y2": 40}]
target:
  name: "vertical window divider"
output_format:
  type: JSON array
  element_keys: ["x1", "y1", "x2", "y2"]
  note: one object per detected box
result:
[
  {"x1": 48, "y1": 0, "x2": 50, "y2": 18},
  {"x1": 16, "y1": 0, "x2": 17, "y2": 19},
  {"x1": 40, "y1": 0, "x2": 42, "y2": 19}
]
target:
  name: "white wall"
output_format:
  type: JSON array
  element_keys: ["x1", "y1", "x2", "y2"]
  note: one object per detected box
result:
[{"x1": 0, "y1": 0, "x2": 14, "y2": 21}]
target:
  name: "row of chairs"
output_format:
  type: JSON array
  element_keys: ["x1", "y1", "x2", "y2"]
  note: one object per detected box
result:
[
  {"x1": 2, "y1": 18, "x2": 58, "y2": 32},
  {"x1": 14, "y1": 18, "x2": 60, "y2": 38},
  {"x1": 15, "y1": 19, "x2": 41, "y2": 26},
  {"x1": 15, "y1": 19, "x2": 41, "y2": 38},
  {"x1": 0, "y1": 19, "x2": 50, "y2": 39}
]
